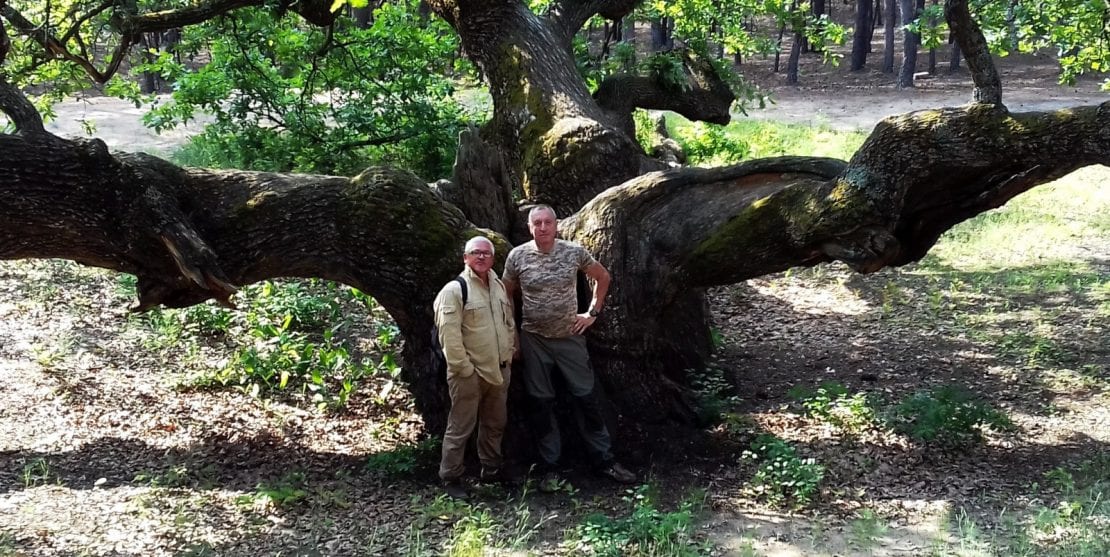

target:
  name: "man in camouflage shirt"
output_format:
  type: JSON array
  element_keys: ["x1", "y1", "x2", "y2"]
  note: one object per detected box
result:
[{"x1": 503, "y1": 205, "x2": 636, "y2": 490}]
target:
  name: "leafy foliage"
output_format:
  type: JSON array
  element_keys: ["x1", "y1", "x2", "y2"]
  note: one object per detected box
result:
[
  {"x1": 133, "y1": 279, "x2": 400, "y2": 411},
  {"x1": 788, "y1": 382, "x2": 878, "y2": 433},
  {"x1": 566, "y1": 485, "x2": 711, "y2": 557},
  {"x1": 889, "y1": 385, "x2": 1014, "y2": 444},
  {"x1": 140, "y1": 1, "x2": 470, "y2": 177},
  {"x1": 670, "y1": 122, "x2": 750, "y2": 165},
  {"x1": 743, "y1": 434, "x2": 825, "y2": 507},
  {"x1": 972, "y1": 0, "x2": 1110, "y2": 89}
]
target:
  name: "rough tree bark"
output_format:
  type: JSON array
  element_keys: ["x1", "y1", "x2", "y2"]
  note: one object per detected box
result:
[
  {"x1": 883, "y1": 0, "x2": 897, "y2": 73},
  {"x1": 897, "y1": 0, "x2": 922, "y2": 87},
  {"x1": 3, "y1": 0, "x2": 1110, "y2": 445},
  {"x1": 851, "y1": 0, "x2": 874, "y2": 71}
]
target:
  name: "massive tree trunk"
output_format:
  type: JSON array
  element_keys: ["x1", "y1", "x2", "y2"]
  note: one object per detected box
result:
[{"x1": 4, "y1": 0, "x2": 1110, "y2": 445}]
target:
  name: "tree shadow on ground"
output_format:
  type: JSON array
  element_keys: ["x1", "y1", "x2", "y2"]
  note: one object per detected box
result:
[{"x1": 705, "y1": 255, "x2": 1107, "y2": 523}]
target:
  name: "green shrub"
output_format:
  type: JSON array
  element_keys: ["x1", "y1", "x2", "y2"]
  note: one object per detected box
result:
[
  {"x1": 788, "y1": 382, "x2": 877, "y2": 433},
  {"x1": 889, "y1": 385, "x2": 1014, "y2": 444},
  {"x1": 670, "y1": 122, "x2": 750, "y2": 165},
  {"x1": 365, "y1": 438, "x2": 440, "y2": 477},
  {"x1": 688, "y1": 366, "x2": 739, "y2": 425},
  {"x1": 743, "y1": 434, "x2": 824, "y2": 507},
  {"x1": 566, "y1": 485, "x2": 711, "y2": 557}
]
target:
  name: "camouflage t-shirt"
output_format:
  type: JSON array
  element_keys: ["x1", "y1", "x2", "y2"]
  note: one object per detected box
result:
[{"x1": 503, "y1": 239, "x2": 596, "y2": 339}]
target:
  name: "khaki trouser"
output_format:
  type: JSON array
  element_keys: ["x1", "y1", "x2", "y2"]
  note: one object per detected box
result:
[{"x1": 439, "y1": 365, "x2": 510, "y2": 481}]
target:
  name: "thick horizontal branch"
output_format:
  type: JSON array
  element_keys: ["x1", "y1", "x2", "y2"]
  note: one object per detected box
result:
[
  {"x1": 0, "y1": 133, "x2": 481, "y2": 326},
  {"x1": 563, "y1": 101, "x2": 1110, "y2": 295}
]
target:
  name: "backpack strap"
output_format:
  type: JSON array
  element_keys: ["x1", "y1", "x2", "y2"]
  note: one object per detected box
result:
[{"x1": 454, "y1": 276, "x2": 468, "y2": 305}]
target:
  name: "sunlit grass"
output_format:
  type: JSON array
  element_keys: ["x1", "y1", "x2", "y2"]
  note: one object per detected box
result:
[{"x1": 663, "y1": 113, "x2": 868, "y2": 161}]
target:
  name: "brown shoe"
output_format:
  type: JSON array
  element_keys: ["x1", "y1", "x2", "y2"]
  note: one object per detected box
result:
[
  {"x1": 443, "y1": 479, "x2": 468, "y2": 500},
  {"x1": 597, "y1": 461, "x2": 636, "y2": 484}
]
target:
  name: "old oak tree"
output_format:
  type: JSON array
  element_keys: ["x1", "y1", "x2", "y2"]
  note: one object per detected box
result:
[{"x1": 1, "y1": 0, "x2": 1107, "y2": 441}]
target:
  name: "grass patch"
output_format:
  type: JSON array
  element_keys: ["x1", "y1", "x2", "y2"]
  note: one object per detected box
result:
[
  {"x1": 945, "y1": 456, "x2": 1110, "y2": 556},
  {"x1": 663, "y1": 113, "x2": 868, "y2": 163},
  {"x1": 564, "y1": 485, "x2": 711, "y2": 557}
]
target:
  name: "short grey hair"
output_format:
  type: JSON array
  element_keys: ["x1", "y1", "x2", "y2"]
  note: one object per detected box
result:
[
  {"x1": 464, "y1": 236, "x2": 494, "y2": 255},
  {"x1": 528, "y1": 204, "x2": 557, "y2": 221}
]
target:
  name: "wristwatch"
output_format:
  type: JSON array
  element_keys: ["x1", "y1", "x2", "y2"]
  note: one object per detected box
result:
[{"x1": 588, "y1": 308, "x2": 600, "y2": 317}]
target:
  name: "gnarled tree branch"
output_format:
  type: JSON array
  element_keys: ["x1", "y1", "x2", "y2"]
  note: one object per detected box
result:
[
  {"x1": 111, "y1": 0, "x2": 338, "y2": 34},
  {"x1": 547, "y1": 0, "x2": 639, "y2": 40},
  {"x1": 1, "y1": 3, "x2": 133, "y2": 83},
  {"x1": 594, "y1": 49, "x2": 736, "y2": 134},
  {"x1": 0, "y1": 18, "x2": 45, "y2": 135}
]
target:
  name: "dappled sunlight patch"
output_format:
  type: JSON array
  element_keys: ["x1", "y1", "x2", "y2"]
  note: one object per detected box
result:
[{"x1": 747, "y1": 271, "x2": 873, "y2": 317}]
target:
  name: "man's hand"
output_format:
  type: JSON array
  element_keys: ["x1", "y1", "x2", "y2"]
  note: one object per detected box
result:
[{"x1": 572, "y1": 312, "x2": 597, "y2": 335}]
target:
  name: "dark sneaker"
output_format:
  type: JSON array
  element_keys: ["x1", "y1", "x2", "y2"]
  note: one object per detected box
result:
[
  {"x1": 597, "y1": 461, "x2": 637, "y2": 484},
  {"x1": 481, "y1": 467, "x2": 521, "y2": 486},
  {"x1": 443, "y1": 479, "x2": 468, "y2": 500},
  {"x1": 537, "y1": 471, "x2": 562, "y2": 493}
]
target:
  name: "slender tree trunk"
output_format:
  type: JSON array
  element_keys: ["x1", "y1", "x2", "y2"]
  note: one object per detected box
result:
[
  {"x1": 351, "y1": 6, "x2": 372, "y2": 28},
  {"x1": 651, "y1": 18, "x2": 666, "y2": 50},
  {"x1": 949, "y1": 35, "x2": 962, "y2": 71},
  {"x1": 851, "y1": 0, "x2": 874, "y2": 71},
  {"x1": 928, "y1": 0, "x2": 938, "y2": 74},
  {"x1": 787, "y1": 31, "x2": 803, "y2": 84},
  {"x1": 774, "y1": 23, "x2": 787, "y2": 73},
  {"x1": 883, "y1": 0, "x2": 897, "y2": 73},
  {"x1": 897, "y1": 0, "x2": 921, "y2": 88},
  {"x1": 866, "y1": 0, "x2": 879, "y2": 52}
]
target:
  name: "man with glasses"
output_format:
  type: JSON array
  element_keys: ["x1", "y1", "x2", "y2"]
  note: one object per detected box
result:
[
  {"x1": 503, "y1": 205, "x2": 636, "y2": 491},
  {"x1": 433, "y1": 236, "x2": 516, "y2": 499}
]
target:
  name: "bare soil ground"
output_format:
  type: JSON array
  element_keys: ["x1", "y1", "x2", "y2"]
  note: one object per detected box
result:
[{"x1": 4, "y1": 50, "x2": 1109, "y2": 556}]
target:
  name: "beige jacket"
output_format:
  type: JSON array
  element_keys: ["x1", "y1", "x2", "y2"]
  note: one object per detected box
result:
[{"x1": 433, "y1": 265, "x2": 515, "y2": 385}]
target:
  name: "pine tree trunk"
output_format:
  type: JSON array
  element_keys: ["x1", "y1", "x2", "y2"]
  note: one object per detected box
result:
[
  {"x1": 897, "y1": 0, "x2": 920, "y2": 88},
  {"x1": 883, "y1": 0, "x2": 897, "y2": 73},
  {"x1": 851, "y1": 0, "x2": 874, "y2": 71}
]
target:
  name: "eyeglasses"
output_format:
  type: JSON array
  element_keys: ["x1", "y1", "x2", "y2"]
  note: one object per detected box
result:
[{"x1": 467, "y1": 250, "x2": 493, "y2": 258}]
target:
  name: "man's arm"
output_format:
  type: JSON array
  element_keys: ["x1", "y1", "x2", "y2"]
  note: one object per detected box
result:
[
  {"x1": 434, "y1": 285, "x2": 474, "y2": 377},
  {"x1": 500, "y1": 276, "x2": 521, "y2": 359},
  {"x1": 572, "y1": 261, "x2": 610, "y2": 335},
  {"x1": 583, "y1": 261, "x2": 610, "y2": 314}
]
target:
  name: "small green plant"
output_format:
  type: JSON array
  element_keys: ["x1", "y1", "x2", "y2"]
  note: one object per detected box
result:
[
  {"x1": 889, "y1": 385, "x2": 1014, "y2": 444},
  {"x1": 788, "y1": 382, "x2": 877, "y2": 433},
  {"x1": 364, "y1": 438, "x2": 440, "y2": 477},
  {"x1": 236, "y1": 472, "x2": 308, "y2": 510},
  {"x1": 445, "y1": 509, "x2": 497, "y2": 557},
  {"x1": 21, "y1": 458, "x2": 51, "y2": 487},
  {"x1": 742, "y1": 434, "x2": 825, "y2": 507},
  {"x1": 689, "y1": 366, "x2": 739, "y2": 425},
  {"x1": 565, "y1": 485, "x2": 711, "y2": 557},
  {"x1": 849, "y1": 508, "x2": 889, "y2": 550}
]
